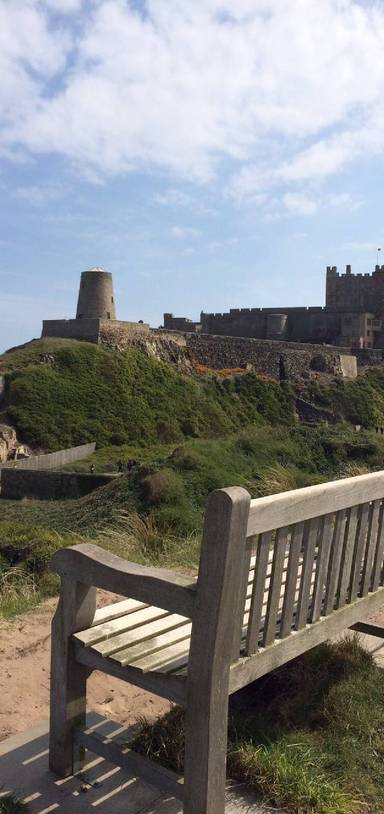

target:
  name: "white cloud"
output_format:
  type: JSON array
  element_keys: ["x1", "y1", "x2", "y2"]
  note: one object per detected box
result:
[
  {"x1": 1, "y1": 0, "x2": 384, "y2": 209},
  {"x1": 154, "y1": 188, "x2": 192, "y2": 207},
  {"x1": 171, "y1": 226, "x2": 201, "y2": 239}
]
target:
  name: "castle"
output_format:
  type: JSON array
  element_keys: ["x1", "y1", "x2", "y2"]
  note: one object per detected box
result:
[
  {"x1": 41, "y1": 265, "x2": 360, "y2": 382},
  {"x1": 42, "y1": 267, "x2": 149, "y2": 343},
  {"x1": 164, "y1": 264, "x2": 384, "y2": 349}
]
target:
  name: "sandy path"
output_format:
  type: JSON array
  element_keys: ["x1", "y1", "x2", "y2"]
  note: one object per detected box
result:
[{"x1": 0, "y1": 596, "x2": 171, "y2": 742}]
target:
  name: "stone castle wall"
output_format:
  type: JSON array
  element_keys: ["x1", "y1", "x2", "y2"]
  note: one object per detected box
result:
[
  {"x1": 42, "y1": 318, "x2": 150, "y2": 343},
  {"x1": 184, "y1": 333, "x2": 357, "y2": 380}
]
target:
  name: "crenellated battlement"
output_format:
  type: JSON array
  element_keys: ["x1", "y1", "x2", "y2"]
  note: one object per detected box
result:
[{"x1": 164, "y1": 263, "x2": 384, "y2": 350}]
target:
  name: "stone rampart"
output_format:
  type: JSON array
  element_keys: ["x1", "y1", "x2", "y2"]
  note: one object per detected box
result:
[
  {"x1": 1, "y1": 469, "x2": 118, "y2": 500},
  {"x1": 184, "y1": 334, "x2": 357, "y2": 380}
]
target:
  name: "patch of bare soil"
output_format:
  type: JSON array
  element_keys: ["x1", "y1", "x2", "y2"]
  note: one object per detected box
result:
[{"x1": 0, "y1": 595, "x2": 171, "y2": 742}]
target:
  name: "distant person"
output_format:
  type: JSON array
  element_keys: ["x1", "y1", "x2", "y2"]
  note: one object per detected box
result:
[{"x1": 90, "y1": 464, "x2": 95, "y2": 473}]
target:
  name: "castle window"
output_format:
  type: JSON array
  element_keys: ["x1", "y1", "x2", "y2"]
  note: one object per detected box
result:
[
  {"x1": 107, "y1": 311, "x2": 111, "y2": 319},
  {"x1": 111, "y1": 296, "x2": 114, "y2": 303}
]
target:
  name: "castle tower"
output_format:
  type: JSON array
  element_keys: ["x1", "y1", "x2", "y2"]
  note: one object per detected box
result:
[{"x1": 76, "y1": 267, "x2": 116, "y2": 320}]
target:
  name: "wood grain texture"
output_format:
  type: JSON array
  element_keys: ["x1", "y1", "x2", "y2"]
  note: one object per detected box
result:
[
  {"x1": 280, "y1": 522, "x2": 304, "y2": 637},
  {"x1": 350, "y1": 503, "x2": 370, "y2": 602},
  {"x1": 245, "y1": 531, "x2": 272, "y2": 655},
  {"x1": 51, "y1": 543, "x2": 196, "y2": 618},
  {"x1": 184, "y1": 487, "x2": 251, "y2": 814},
  {"x1": 323, "y1": 509, "x2": 346, "y2": 615},
  {"x1": 229, "y1": 586, "x2": 384, "y2": 693},
  {"x1": 310, "y1": 514, "x2": 334, "y2": 623},
  {"x1": 372, "y1": 503, "x2": 384, "y2": 591},
  {"x1": 247, "y1": 471, "x2": 384, "y2": 536},
  {"x1": 263, "y1": 527, "x2": 289, "y2": 646},
  {"x1": 49, "y1": 577, "x2": 96, "y2": 777},
  {"x1": 337, "y1": 506, "x2": 358, "y2": 608},
  {"x1": 361, "y1": 500, "x2": 381, "y2": 596},
  {"x1": 295, "y1": 518, "x2": 319, "y2": 630}
]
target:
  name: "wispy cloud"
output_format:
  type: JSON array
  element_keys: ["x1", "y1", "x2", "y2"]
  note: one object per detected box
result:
[
  {"x1": 171, "y1": 226, "x2": 201, "y2": 239},
  {"x1": 341, "y1": 240, "x2": 381, "y2": 252},
  {"x1": 0, "y1": 0, "x2": 383, "y2": 215},
  {"x1": 154, "y1": 188, "x2": 191, "y2": 207}
]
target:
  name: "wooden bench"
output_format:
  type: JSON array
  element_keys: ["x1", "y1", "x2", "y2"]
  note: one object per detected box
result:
[{"x1": 49, "y1": 472, "x2": 384, "y2": 814}]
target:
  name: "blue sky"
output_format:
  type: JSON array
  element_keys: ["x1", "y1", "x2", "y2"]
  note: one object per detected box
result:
[{"x1": 1, "y1": 0, "x2": 384, "y2": 352}]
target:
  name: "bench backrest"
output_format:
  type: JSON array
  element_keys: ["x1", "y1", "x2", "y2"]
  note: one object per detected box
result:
[
  {"x1": 195, "y1": 472, "x2": 384, "y2": 666},
  {"x1": 243, "y1": 470, "x2": 384, "y2": 659}
]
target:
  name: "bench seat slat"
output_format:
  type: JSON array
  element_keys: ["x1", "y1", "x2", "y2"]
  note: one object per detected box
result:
[
  {"x1": 92, "y1": 613, "x2": 190, "y2": 658},
  {"x1": 111, "y1": 622, "x2": 192, "y2": 667},
  {"x1": 134, "y1": 638, "x2": 191, "y2": 673},
  {"x1": 74, "y1": 605, "x2": 173, "y2": 647},
  {"x1": 91, "y1": 598, "x2": 149, "y2": 627}
]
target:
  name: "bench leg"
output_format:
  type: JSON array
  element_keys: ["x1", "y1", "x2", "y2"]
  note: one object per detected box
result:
[
  {"x1": 183, "y1": 693, "x2": 228, "y2": 814},
  {"x1": 49, "y1": 579, "x2": 96, "y2": 777}
]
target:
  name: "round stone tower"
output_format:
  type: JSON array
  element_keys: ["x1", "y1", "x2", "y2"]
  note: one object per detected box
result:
[{"x1": 76, "y1": 267, "x2": 116, "y2": 320}]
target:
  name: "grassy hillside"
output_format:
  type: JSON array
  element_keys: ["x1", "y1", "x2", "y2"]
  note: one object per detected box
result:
[
  {"x1": 0, "y1": 339, "x2": 294, "y2": 449},
  {"x1": 1, "y1": 423, "x2": 383, "y2": 618}
]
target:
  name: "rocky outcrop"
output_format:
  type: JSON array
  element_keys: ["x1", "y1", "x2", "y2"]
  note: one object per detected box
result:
[{"x1": 0, "y1": 424, "x2": 29, "y2": 463}]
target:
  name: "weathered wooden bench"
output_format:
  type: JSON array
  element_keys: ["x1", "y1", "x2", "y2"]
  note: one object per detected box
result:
[{"x1": 49, "y1": 472, "x2": 384, "y2": 814}]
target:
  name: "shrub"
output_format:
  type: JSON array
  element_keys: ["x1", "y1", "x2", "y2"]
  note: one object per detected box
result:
[{"x1": 140, "y1": 469, "x2": 186, "y2": 506}]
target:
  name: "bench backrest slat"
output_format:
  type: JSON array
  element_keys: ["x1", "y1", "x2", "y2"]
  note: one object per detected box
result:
[
  {"x1": 263, "y1": 527, "x2": 289, "y2": 647},
  {"x1": 280, "y1": 521, "x2": 304, "y2": 637},
  {"x1": 246, "y1": 532, "x2": 272, "y2": 655},
  {"x1": 361, "y1": 500, "x2": 381, "y2": 595},
  {"x1": 372, "y1": 502, "x2": 384, "y2": 591},
  {"x1": 218, "y1": 471, "x2": 384, "y2": 663},
  {"x1": 310, "y1": 514, "x2": 333, "y2": 623},
  {"x1": 323, "y1": 509, "x2": 346, "y2": 615},
  {"x1": 247, "y1": 471, "x2": 384, "y2": 536}
]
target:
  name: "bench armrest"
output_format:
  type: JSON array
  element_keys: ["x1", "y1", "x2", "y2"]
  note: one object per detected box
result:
[{"x1": 52, "y1": 543, "x2": 196, "y2": 618}]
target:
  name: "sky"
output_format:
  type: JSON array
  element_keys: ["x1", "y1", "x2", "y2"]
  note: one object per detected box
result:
[{"x1": 2, "y1": 0, "x2": 384, "y2": 352}]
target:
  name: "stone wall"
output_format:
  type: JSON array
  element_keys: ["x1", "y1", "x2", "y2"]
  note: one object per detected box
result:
[
  {"x1": 42, "y1": 318, "x2": 150, "y2": 343},
  {"x1": 184, "y1": 334, "x2": 357, "y2": 381},
  {"x1": 0, "y1": 442, "x2": 96, "y2": 472},
  {"x1": 1, "y1": 469, "x2": 118, "y2": 500}
]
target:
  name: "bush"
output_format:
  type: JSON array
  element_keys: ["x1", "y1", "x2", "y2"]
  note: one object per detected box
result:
[{"x1": 140, "y1": 469, "x2": 186, "y2": 506}]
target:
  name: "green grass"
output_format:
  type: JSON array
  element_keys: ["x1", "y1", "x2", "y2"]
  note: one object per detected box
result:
[
  {"x1": 2, "y1": 423, "x2": 384, "y2": 618},
  {"x1": 0, "y1": 339, "x2": 294, "y2": 450},
  {"x1": 133, "y1": 637, "x2": 384, "y2": 814}
]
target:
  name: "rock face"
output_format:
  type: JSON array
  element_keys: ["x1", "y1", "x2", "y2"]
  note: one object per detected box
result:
[
  {"x1": 0, "y1": 424, "x2": 29, "y2": 463},
  {"x1": 99, "y1": 325, "x2": 358, "y2": 382}
]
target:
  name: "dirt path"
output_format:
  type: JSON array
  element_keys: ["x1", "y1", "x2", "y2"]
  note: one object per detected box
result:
[{"x1": 0, "y1": 596, "x2": 171, "y2": 742}]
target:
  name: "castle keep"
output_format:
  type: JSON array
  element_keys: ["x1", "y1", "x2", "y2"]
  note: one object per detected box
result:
[
  {"x1": 164, "y1": 264, "x2": 384, "y2": 349},
  {"x1": 42, "y1": 267, "x2": 149, "y2": 343}
]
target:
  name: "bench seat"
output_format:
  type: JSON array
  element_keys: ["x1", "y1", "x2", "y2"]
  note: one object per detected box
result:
[{"x1": 73, "y1": 552, "x2": 308, "y2": 680}]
